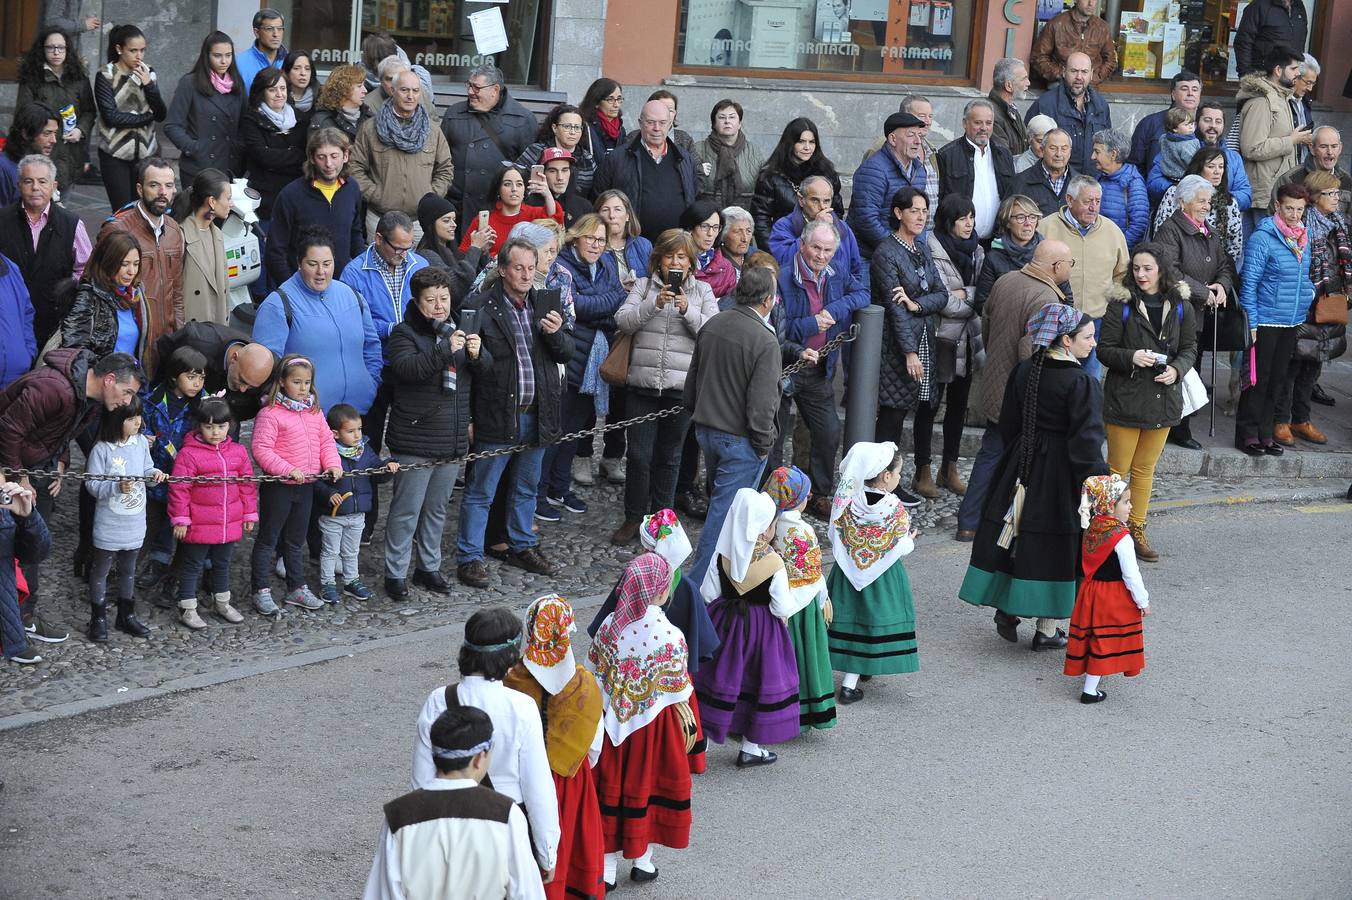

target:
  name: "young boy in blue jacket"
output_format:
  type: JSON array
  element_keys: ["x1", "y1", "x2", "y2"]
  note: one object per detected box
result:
[{"x1": 315, "y1": 404, "x2": 398, "y2": 603}]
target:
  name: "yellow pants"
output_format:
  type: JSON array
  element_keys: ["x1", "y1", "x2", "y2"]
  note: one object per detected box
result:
[{"x1": 1105, "y1": 424, "x2": 1170, "y2": 526}]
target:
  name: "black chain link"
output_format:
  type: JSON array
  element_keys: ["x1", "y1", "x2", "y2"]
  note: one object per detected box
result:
[{"x1": 5, "y1": 325, "x2": 858, "y2": 487}]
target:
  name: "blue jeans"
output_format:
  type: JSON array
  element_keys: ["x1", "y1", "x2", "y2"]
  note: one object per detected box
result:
[
  {"x1": 956, "y1": 422, "x2": 1005, "y2": 532},
  {"x1": 458, "y1": 411, "x2": 545, "y2": 564},
  {"x1": 686, "y1": 426, "x2": 767, "y2": 587}
]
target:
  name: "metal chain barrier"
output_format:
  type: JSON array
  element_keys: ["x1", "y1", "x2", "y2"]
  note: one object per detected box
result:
[{"x1": 5, "y1": 325, "x2": 859, "y2": 487}]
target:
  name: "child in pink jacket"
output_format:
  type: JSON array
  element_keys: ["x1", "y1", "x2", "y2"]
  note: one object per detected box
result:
[
  {"x1": 168, "y1": 397, "x2": 259, "y2": 629},
  {"x1": 249, "y1": 355, "x2": 342, "y2": 616}
]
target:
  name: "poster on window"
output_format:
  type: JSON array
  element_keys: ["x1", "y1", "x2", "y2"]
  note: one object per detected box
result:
[
  {"x1": 851, "y1": 0, "x2": 890, "y2": 19},
  {"x1": 1160, "y1": 23, "x2": 1184, "y2": 78},
  {"x1": 816, "y1": 0, "x2": 853, "y2": 41},
  {"x1": 683, "y1": 0, "x2": 742, "y2": 65},
  {"x1": 1121, "y1": 32, "x2": 1154, "y2": 77}
]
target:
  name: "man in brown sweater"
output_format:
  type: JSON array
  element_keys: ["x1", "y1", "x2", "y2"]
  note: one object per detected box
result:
[
  {"x1": 97, "y1": 157, "x2": 184, "y2": 377},
  {"x1": 954, "y1": 240, "x2": 1073, "y2": 541},
  {"x1": 1031, "y1": 0, "x2": 1117, "y2": 86}
]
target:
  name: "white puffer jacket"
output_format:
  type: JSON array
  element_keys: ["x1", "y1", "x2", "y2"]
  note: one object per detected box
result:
[{"x1": 614, "y1": 275, "x2": 719, "y2": 393}]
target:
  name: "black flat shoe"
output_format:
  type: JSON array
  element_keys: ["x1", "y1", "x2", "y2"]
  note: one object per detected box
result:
[
  {"x1": 1312, "y1": 383, "x2": 1336, "y2": 406},
  {"x1": 735, "y1": 750, "x2": 778, "y2": 768},
  {"x1": 994, "y1": 610, "x2": 1020, "y2": 643},
  {"x1": 604, "y1": 881, "x2": 616, "y2": 893},
  {"x1": 1240, "y1": 442, "x2": 1264, "y2": 457},
  {"x1": 1030, "y1": 628, "x2": 1068, "y2": 651},
  {"x1": 1080, "y1": 690, "x2": 1108, "y2": 704},
  {"x1": 1263, "y1": 443, "x2": 1284, "y2": 456},
  {"x1": 837, "y1": 686, "x2": 864, "y2": 704},
  {"x1": 630, "y1": 865, "x2": 660, "y2": 883},
  {"x1": 411, "y1": 569, "x2": 453, "y2": 595},
  {"x1": 384, "y1": 577, "x2": 410, "y2": 602},
  {"x1": 859, "y1": 675, "x2": 872, "y2": 682},
  {"x1": 1170, "y1": 437, "x2": 1203, "y2": 450}
]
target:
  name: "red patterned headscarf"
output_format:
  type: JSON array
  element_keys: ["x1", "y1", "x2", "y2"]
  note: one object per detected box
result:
[{"x1": 596, "y1": 552, "x2": 672, "y2": 650}]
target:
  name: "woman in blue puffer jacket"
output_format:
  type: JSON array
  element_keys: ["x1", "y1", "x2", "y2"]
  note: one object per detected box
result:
[
  {"x1": 1092, "y1": 129, "x2": 1150, "y2": 248},
  {"x1": 1235, "y1": 182, "x2": 1316, "y2": 456}
]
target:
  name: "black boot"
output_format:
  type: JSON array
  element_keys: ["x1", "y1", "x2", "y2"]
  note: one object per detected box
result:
[
  {"x1": 114, "y1": 598, "x2": 151, "y2": 637},
  {"x1": 87, "y1": 602, "x2": 108, "y2": 643}
]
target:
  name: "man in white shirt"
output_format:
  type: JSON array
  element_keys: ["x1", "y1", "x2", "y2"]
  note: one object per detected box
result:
[
  {"x1": 367, "y1": 706, "x2": 545, "y2": 900},
  {"x1": 937, "y1": 99, "x2": 1015, "y2": 241}
]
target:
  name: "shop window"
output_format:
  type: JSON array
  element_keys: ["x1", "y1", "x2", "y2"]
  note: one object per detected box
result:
[
  {"x1": 1033, "y1": 0, "x2": 1317, "y2": 89},
  {"x1": 676, "y1": 0, "x2": 980, "y2": 81},
  {"x1": 284, "y1": 0, "x2": 549, "y2": 85}
]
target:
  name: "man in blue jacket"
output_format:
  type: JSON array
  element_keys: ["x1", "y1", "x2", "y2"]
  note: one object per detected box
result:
[
  {"x1": 1128, "y1": 70, "x2": 1202, "y2": 177},
  {"x1": 1146, "y1": 101, "x2": 1253, "y2": 210},
  {"x1": 1024, "y1": 51, "x2": 1112, "y2": 176},
  {"x1": 848, "y1": 111, "x2": 935, "y2": 263},
  {"x1": 340, "y1": 210, "x2": 429, "y2": 343},
  {"x1": 767, "y1": 175, "x2": 862, "y2": 283},
  {"x1": 777, "y1": 219, "x2": 868, "y2": 512},
  {"x1": 0, "y1": 253, "x2": 36, "y2": 390},
  {"x1": 236, "y1": 9, "x2": 287, "y2": 93}
]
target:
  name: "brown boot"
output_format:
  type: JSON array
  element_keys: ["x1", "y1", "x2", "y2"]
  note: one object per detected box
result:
[
  {"x1": 911, "y1": 464, "x2": 939, "y2": 499},
  {"x1": 1273, "y1": 423, "x2": 1295, "y2": 446},
  {"x1": 610, "y1": 520, "x2": 641, "y2": 546},
  {"x1": 938, "y1": 461, "x2": 967, "y2": 495},
  {"x1": 1129, "y1": 522, "x2": 1159, "y2": 563},
  {"x1": 1291, "y1": 421, "x2": 1328, "y2": 444}
]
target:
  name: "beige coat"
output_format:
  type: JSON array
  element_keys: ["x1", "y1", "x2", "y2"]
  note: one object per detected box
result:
[
  {"x1": 181, "y1": 220, "x2": 231, "y2": 325},
  {"x1": 349, "y1": 118, "x2": 454, "y2": 217},
  {"x1": 1236, "y1": 74, "x2": 1299, "y2": 210},
  {"x1": 615, "y1": 275, "x2": 719, "y2": 393},
  {"x1": 974, "y1": 264, "x2": 1067, "y2": 424},
  {"x1": 1037, "y1": 209, "x2": 1129, "y2": 319}
]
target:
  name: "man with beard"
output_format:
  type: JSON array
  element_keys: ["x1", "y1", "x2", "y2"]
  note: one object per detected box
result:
[
  {"x1": 987, "y1": 58, "x2": 1031, "y2": 155},
  {"x1": 1237, "y1": 45, "x2": 1313, "y2": 234},
  {"x1": 1146, "y1": 101, "x2": 1253, "y2": 210},
  {"x1": 97, "y1": 157, "x2": 184, "y2": 376},
  {"x1": 1025, "y1": 52, "x2": 1111, "y2": 176}
]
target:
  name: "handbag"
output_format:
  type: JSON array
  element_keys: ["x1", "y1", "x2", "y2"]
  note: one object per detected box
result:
[
  {"x1": 599, "y1": 332, "x2": 633, "y2": 386},
  {"x1": 1314, "y1": 292, "x2": 1349, "y2": 326},
  {"x1": 1199, "y1": 302, "x2": 1250, "y2": 352},
  {"x1": 1180, "y1": 367, "x2": 1209, "y2": 416}
]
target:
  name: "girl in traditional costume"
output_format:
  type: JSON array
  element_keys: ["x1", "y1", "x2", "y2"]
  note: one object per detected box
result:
[
  {"x1": 826, "y1": 443, "x2": 920, "y2": 705},
  {"x1": 765, "y1": 466, "x2": 837, "y2": 732},
  {"x1": 588, "y1": 553, "x2": 696, "y2": 890},
  {"x1": 589, "y1": 509, "x2": 719, "y2": 773},
  {"x1": 958, "y1": 303, "x2": 1109, "y2": 650},
  {"x1": 504, "y1": 595, "x2": 606, "y2": 899},
  {"x1": 1065, "y1": 475, "x2": 1150, "y2": 704},
  {"x1": 693, "y1": 488, "x2": 802, "y2": 768}
]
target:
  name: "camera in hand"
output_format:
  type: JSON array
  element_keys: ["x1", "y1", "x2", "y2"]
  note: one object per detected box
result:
[{"x1": 0, "y1": 489, "x2": 10, "y2": 506}]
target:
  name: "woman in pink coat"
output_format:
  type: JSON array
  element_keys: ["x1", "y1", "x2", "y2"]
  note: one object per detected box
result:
[
  {"x1": 248, "y1": 354, "x2": 342, "y2": 616},
  {"x1": 168, "y1": 397, "x2": 258, "y2": 628}
]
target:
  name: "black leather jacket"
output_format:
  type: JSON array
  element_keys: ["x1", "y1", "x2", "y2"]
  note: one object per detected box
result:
[{"x1": 61, "y1": 281, "x2": 148, "y2": 363}]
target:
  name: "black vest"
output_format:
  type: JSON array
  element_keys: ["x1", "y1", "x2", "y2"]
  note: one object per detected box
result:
[{"x1": 0, "y1": 202, "x2": 79, "y2": 348}]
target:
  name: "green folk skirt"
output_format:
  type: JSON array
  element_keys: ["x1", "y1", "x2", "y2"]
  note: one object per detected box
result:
[
  {"x1": 786, "y1": 601, "x2": 837, "y2": 732},
  {"x1": 826, "y1": 563, "x2": 920, "y2": 677}
]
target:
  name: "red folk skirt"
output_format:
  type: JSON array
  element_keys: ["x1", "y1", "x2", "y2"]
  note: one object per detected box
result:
[
  {"x1": 687, "y1": 693, "x2": 707, "y2": 775},
  {"x1": 547, "y1": 763, "x2": 605, "y2": 900},
  {"x1": 1064, "y1": 579, "x2": 1145, "y2": 678},
  {"x1": 594, "y1": 704, "x2": 693, "y2": 858}
]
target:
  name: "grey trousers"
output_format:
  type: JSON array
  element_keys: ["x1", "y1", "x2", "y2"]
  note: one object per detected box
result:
[
  {"x1": 384, "y1": 454, "x2": 459, "y2": 579},
  {"x1": 317, "y1": 513, "x2": 365, "y2": 585}
]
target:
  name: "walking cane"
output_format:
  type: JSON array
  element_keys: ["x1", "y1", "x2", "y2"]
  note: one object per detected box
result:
[{"x1": 1209, "y1": 305, "x2": 1219, "y2": 437}]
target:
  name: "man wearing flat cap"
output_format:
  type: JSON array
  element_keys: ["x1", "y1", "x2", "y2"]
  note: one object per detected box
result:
[{"x1": 848, "y1": 111, "x2": 939, "y2": 264}]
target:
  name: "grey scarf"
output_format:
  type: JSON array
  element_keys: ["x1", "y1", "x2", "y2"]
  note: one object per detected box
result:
[
  {"x1": 259, "y1": 102, "x2": 297, "y2": 134},
  {"x1": 374, "y1": 99, "x2": 430, "y2": 154}
]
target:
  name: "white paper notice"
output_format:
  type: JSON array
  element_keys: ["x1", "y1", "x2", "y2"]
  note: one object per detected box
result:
[{"x1": 469, "y1": 7, "x2": 509, "y2": 55}]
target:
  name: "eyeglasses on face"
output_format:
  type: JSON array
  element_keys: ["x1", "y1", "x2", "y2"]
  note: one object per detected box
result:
[
  {"x1": 466, "y1": 80, "x2": 497, "y2": 93},
  {"x1": 555, "y1": 123, "x2": 583, "y2": 132},
  {"x1": 603, "y1": 94, "x2": 623, "y2": 103}
]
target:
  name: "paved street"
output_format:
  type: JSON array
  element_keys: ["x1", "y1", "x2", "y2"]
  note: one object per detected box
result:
[{"x1": 2, "y1": 498, "x2": 1350, "y2": 898}]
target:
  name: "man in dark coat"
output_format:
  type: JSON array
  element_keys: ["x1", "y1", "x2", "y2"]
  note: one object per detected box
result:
[
  {"x1": 1128, "y1": 70, "x2": 1203, "y2": 177},
  {"x1": 1024, "y1": 51, "x2": 1112, "y2": 176},
  {"x1": 592, "y1": 99, "x2": 697, "y2": 242},
  {"x1": 0, "y1": 349, "x2": 142, "y2": 640},
  {"x1": 439, "y1": 63, "x2": 537, "y2": 227},
  {"x1": 1010, "y1": 128, "x2": 1074, "y2": 215},
  {"x1": 456, "y1": 239, "x2": 572, "y2": 588},
  {"x1": 153, "y1": 321, "x2": 275, "y2": 425},
  {"x1": 1232, "y1": 0, "x2": 1308, "y2": 76},
  {"x1": 987, "y1": 58, "x2": 1030, "y2": 155},
  {"x1": 937, "y1": 99, "x2": 1016, "y2": 240}
]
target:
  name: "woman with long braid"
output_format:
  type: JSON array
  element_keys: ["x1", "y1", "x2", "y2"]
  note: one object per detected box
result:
[{"x1": 958, "y1": 304, "x2": 1109, "y2": 650}]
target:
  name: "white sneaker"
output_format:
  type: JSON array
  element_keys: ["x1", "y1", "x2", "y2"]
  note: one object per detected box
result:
[
  {"x1": 601, "y1": 457, "x2": 626, "y2": 484},
  {"x1": 571, "y1": 457, "x2": 594, "y2": 486}
]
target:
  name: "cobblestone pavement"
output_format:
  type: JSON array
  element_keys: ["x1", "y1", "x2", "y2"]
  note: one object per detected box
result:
[{"x1": 2, "y1": 442, "x2": 1346, "y2": 719}]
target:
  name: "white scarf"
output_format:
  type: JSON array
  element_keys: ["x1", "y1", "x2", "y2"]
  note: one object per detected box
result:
[
  {"x1": 585, "y1": 605, "x2": 691, "y2": 746},
  {"x1": 700, "y1": 488, "x2": 776, "y2": 603},
  {"x1": 830, "y1": 442, "x2": 897, "y2": 524},
  {"x1": 829, "y1": 489, "x2": 914, "y2": 591},
  {"x1": 772, "y1": 508, "x2": 828, "y2": 618},
  {"x1": 259, "y1": 101, "x2": 297, "y2": 134}
]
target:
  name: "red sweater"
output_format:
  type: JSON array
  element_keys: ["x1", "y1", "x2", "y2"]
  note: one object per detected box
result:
[{"x1": 460, "y1": 203, "x2": 564, "y2": 256}]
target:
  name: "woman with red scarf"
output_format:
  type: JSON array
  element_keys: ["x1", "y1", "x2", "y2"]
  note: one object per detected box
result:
[
  {"x1": 1064, "y1": 475, "x2": 1151, "y2": 704},
  {"x1": 578, "y1": 78, "x2": 627, "y2": 162},
  {"x1": 504, "y1": 595, "x2": 606, "y2": 900},
  {"x1": 60, "y1": 230, "x2": 152, "y2": 365},
  {"x1": 587, "y1": 552, "x2": 696, "y2": 891}
]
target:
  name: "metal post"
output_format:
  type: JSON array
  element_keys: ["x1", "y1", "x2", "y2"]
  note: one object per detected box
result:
[{"x1": 843, "y1": 305, "x2": 883, "y2": 451}]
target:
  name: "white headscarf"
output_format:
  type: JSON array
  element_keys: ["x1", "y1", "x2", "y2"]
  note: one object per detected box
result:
[
  {"x1": 521, "y1": 594, "x2": 578, "y2": 696},
  {"x1": 639, "y1": 509, "x2": 693, "y2": 573},
  {"x1": 700, "y1": 488, "x2": 776, "y2": 604},
  {"x1": 830, "y1": 442, "x2": 898, "y2": 524}
]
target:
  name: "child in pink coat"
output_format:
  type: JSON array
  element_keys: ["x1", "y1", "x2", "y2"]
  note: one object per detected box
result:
[
  {"x1": 249, "y1": 355, "x2": 342, "y2": 616},
  {"x1": 168, "y1": 397, "x2": 259, "y2": 629}
]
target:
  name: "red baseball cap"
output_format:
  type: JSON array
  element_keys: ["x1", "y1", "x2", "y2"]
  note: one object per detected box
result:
[{"x1": 540, "y1": 147, "x2": 574, "y2": 164}]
